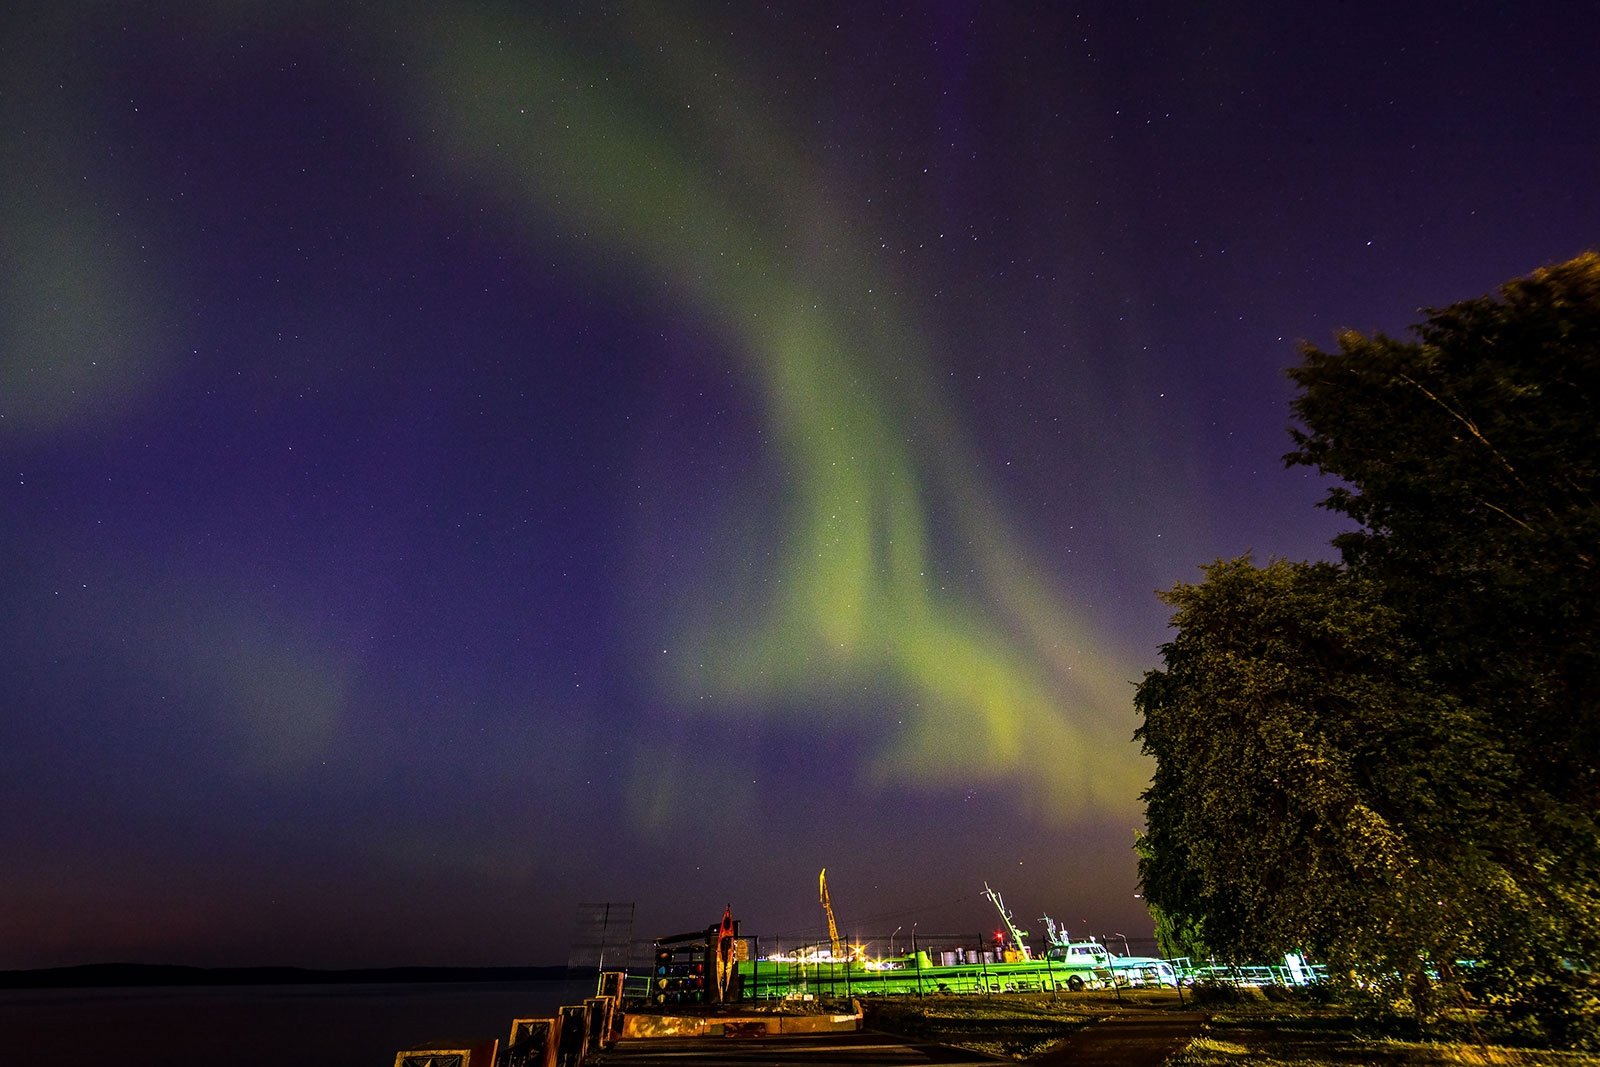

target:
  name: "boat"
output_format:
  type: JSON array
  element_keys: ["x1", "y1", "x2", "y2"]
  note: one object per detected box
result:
[
  {"x1": 1041, "y1": 917, "x2": 1180, "y2": 988},
  {"x1": 734, "y1": 885, "x2": 1114, "y2": 998},
  {"x1": 734, "y1": 946, "x2": 1110, "y2": 998}
]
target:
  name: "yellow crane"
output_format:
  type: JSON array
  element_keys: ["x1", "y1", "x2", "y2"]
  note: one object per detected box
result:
[{"x1": 818, "y1": 868, "x2": 844, "y2": 958}]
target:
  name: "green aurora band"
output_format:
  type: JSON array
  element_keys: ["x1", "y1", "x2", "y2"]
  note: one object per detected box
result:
[
  {"x1": 402, "y1": 5, "x2": 1147, "y2": 820},
  {"x1": 2, "y1": 2, "x2": 1149, "y2": 825}
]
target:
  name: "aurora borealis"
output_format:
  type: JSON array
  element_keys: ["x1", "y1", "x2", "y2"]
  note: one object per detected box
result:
[
  {"x1": 3, "y1": 3, "x2": 1595, "y2": 968},
  {"x1": 409, "y1": 4, "x2": 1146, "y2": 817}
]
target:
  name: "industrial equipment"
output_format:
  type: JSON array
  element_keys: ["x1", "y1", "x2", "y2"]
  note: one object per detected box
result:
[
  {"x1": 819, "y1": 868, "x2": 844, "y2": 958},
  {"x1": 982, "y1": 882, "x2": 1032, "y2": 961}
]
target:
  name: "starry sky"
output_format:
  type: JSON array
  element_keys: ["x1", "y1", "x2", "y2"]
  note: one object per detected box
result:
[{"x1": 3, "y1": 2, "x2": 1596, "y2": 969}]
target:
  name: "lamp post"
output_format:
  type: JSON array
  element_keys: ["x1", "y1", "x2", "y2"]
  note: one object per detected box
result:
[{"x1": 890, "y1": 926, "x2": 902, "y2": 957}]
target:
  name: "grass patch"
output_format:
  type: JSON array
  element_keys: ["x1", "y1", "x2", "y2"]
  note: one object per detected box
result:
[
  {"x1": 1169, "y1": 1010, "x2": 1600, "y2": 1067},
  {"x1": 860, "y1": 991, "x2": 1600, "y2": 1065},
  {"x1": 861, "y1": 992, "x2": 1095, "y2": 1059}
]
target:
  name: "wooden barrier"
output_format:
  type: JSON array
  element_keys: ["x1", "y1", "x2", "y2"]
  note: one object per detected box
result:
[
  {"x1": 597, "y1": 970, "x2": 626, "y2": 1001},
  {"x1": 505, "y1": 1017, "x2": 558, "y2": 1067},
  {"x1": 584, "y1": 996, "x2": 614, "y2": 1051},
  {"x1": 602, "y1": 992, "x2": 624, "y2": 1043},
  {"x1": 554, "y1": 1004, "x2": 588, "y2": 1067},
  {"x1": 393, "y1": 976, "x2": 865, "y2": 1067},
  {"x1": 393, "y1": 1039, "x2": 498, "y2": 1067},
  {"x1": 620, "y1": 1001, "x2": 862, "y2": 1039}
]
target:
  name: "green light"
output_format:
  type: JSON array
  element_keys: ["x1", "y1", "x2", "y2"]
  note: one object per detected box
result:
[{"x1": 396, "y1": 4, "x2": 1147, "y2": 818}]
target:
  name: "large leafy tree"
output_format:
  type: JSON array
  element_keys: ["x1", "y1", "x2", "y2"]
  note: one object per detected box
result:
[
  {"x1": 1136, "y1": 560, "x2": 1523, "y2": 1005},
  {"x1": 1287, "y1": 253, "x2": 1600, "y2": 805},
  {"x1": 1137, "y1": 255, "x2": 1600, "y2": 1044}
]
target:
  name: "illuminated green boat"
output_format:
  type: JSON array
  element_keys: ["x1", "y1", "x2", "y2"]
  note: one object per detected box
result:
[
  {"x1": 734, "y1": 882, "x2": 1129, "y2": 999},
  {"x1": 736, "y1": 947, "x2": 1110, "y2": 999}
]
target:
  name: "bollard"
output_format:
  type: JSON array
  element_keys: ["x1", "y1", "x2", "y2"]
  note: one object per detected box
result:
[
  {"x1": 393, "y1": 1039, "x2": 497, "y2": 1067},
  {"x1": 554, "y1": 1004, "x2": 588, "y2": 1067},
  {"x1": 597, "y1": 970, "x2": 625, "y2": 1000},
  {"x1": 604, "y1": 993, "x2": 625, "y2": 1042},
  {"x1": 505, "y1": 1018, "x2": 558, "y2": 1067},
  {"x1": 584, "y1": 996, "x2": 614, "y2": 1051}
]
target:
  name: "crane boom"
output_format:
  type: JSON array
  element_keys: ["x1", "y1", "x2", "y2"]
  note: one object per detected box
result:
[{"x1": 819, "y1": 868, "x2": 843, "y2": 958}]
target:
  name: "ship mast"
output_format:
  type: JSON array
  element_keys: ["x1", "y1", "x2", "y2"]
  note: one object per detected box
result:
[
  {"x1": 981, "y1": 882, "x2": 1031, "y2": 959},
  {"x1": 1042, "y1": 914, "x2": 1070, "y2": 949}
]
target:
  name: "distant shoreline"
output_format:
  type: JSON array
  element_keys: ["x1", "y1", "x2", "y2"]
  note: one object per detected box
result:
[{"x1": 0, "y1": 963, "x2": 578, "y2": 990}]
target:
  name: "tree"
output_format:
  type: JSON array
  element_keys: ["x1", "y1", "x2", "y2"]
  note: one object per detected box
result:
[
  {"x1": 1287, "y1": 253, "x2": 1600, "y2": 807},
  {"x1": 1138, "y1": 256, "x2": 1600, "y2": 1045},
  {"x1": 1133, "y1": 831, "x2": 1210, "y2": 962},
  {"x1": 1136, "y1": 559, "x2": 1526, "y2": 1012}
]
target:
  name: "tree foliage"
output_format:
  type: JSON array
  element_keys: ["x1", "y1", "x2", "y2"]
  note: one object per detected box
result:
[
  {"x1": 1287, "y1": 252, "x2": 1600, "y2": 805},
  {"x1": 1133, "y1": 831, "x2": 1210, "y2": 961},
  {"x1": 1137, "y1": 255, "x2": 1600, "y2": 1046},
  {"x1": 1136, "y1": 561, "x2": 1524, "y2": 999}
]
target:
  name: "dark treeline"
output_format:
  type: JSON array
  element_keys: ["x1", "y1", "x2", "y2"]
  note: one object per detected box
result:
[{"x1": 0, "y1": 963, "x2": 574, "y2": 989}]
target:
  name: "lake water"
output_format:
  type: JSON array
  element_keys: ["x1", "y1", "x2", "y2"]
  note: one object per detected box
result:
[{"x1": 1, "y1": 979, "x2": 596, "y2": 1067}]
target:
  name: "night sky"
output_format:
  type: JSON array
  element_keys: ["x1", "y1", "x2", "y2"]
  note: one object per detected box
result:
[{"x1": 4, "y1": 2, "x2": 1596, "y2": 969}]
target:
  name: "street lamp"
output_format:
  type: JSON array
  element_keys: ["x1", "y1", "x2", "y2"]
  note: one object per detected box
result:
[{"x1": 890, "y1": 926, "x2": 902, "y2": 956}]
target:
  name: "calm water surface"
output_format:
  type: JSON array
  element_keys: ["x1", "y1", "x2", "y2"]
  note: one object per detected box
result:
[{"x1": 2, "y1": 979, "x2": 594, "y2": 1067}]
